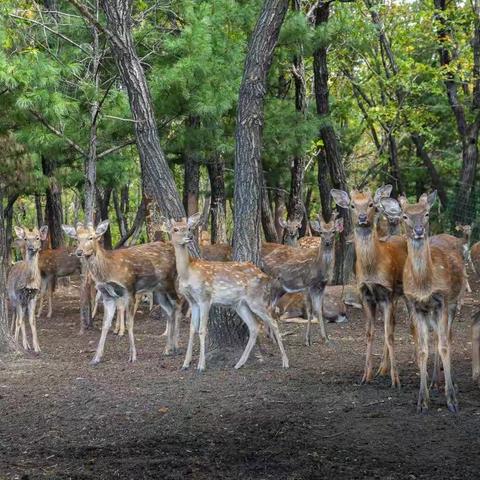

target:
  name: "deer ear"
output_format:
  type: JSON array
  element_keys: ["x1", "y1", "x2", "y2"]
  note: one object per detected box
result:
[
  {"x1": 335, "y1": 218, "x2": 344, "y2": 233},
  {"x1": 330, "y1": 189, "x2": 350, "y2": 209},
  {"x1": 187, "y1": 212, "x2": 202, "y2": 229},
  {"x1": 380, "y1": 198, "x2": 401, "y2": 218},
  {"x1": 278, "y1": 218, "x2": 287, "y2": 228},
  {"x1": 95, "y1": 220, "x2": 109, "y2": 237},
  {"x1": 159, "y1": 217, "x2": 171, "y2": 233},
  {"x1": 455, "y1": 224, "x2": 461, "y2": 231},
  {"x1": 374, "y1": 184, "x2": 393, "y2": 204},
  {"x1": 294, "y1": 220, "x2": 302, "y2": 229},
  {"x1": 14, "y1": 226, "x2": 25, "y2": 240},
  {"x1": 426, "y1": 190, "x2": 437, "y2": 209},
  {"x1": 310, "y1": 220, "x2": 321, "y2": 233},
  {"x1": 398, "y1": 195, "x2": 408, "y2": 210},
  {"x1": 62, "y1": 224, "x2": 77, "y2": 239},
  {"x1": 39, "y1": 225, "x2": 49, "y2": 241}
]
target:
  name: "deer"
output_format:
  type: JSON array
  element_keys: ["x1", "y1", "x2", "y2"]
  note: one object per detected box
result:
[
  {"x1": 62, "y1": 221, "x2": 180, "y2": 365},
  {"x1": 161, "y1": 213, "x2": 289, "y2": 372},
  {"x1": 261, "y1": 212, "x2": 344, "y2": 346},
  {"x1": 278, "y1": 217, "x2": 302, "y2": 246},
  {"x1": 7, "y1": 226, "x2": 49, "y2": 352},
  {"x1": 376, "y1": 198, "x2": 402, "y2": 239},
  {"x1": 381, "y1": 192, "x2": 465, "y2": 413},
  {"x1": 331, "y1": 185, "x2": 407, "y2": 388}
]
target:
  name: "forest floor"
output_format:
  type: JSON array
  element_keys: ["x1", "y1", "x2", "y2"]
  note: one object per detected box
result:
[{"x1": 2, "y1": 277, "x2": 480, "y2": 480}]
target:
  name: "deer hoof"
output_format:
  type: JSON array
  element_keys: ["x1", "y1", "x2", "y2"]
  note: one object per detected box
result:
[
  {"x1": 447, "y1": 400, "x2": 459, "y2": 414},
  {"x1": 181, "y1": 365, "x2": 190, "y2": 371},
  {"x1": 89, "y1": 358, "x2": 101, "y2": 366}
]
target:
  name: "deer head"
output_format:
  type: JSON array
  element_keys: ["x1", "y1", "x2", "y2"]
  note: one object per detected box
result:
[
  {"x1": 382, "y1": 191, "x2": 437, "y2": 242},
  {"x1": 160, "y1": 212, "x2": 202, "y2": 245},
  {"x1": 310, "y1": 212, "x2": 344, "y2": 249},
  {"x1": 331, "y1": 185, "x2": 392, "y2": 230},
  {"x1": 279, "y1": 217, "x2": 302, "y2": 245},
  {"x1": 14, "y1": 225, "x2": 48, "y2": 259},
  {"x1": 62, "y1": 220, "x2": 109, "y2": 257},
  {"x1": 455, "y1": 223, "x2": 472, "y2": 238}
]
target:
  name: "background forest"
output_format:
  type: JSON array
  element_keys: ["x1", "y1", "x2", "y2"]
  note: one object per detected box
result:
[{"x1": 1, "y1": 0, "x2": 479, "y2": 255}]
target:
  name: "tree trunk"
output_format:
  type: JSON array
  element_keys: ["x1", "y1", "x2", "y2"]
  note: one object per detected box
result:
[
  {"x1": 34, "y1": 193, "x2": 44, "y2": 228},
  {"x1": 274, "y1": 190, "x2": 286, "y2": 240},
  {"x1": 261, "y1": 173, "x2": 279, "y2": 243},
  {"x1": 98, "y1": 0, "x2": 192, "y2": 239},
  {"x1": 96, "y1": 186, "x2": 113, "y2": 249},
  {"x1": 287, "y1": 0, "x2": 307, "y2": 225},
  {"x1": 317, "y1": 148, "x2": 332, "y2": 222},
  {"x1": 5, "y1": 193, "x2": 18, "y2": 264},
  {"x1": 183, "y1": 116, "x2": 201, "y2": 217},
  {"x1": 233, "y1": 0, "x2": 289, "y2": 264},
  {"x1": 313, "y1": 1, "x2": 353, "y2": 283},
  {"x1": 411, "y1": 134, "x2": 448, "y2": 207},
  {"x1": 209, "y1": 0, "x2": 289, "y2": 353},
  {"x1": 113, "y1": 187, "x2": 128, "y2": 238},
  {"x1": 207, "y1": 155, "x2": 227, "y2": 244},
  {"x1": 0, "y1": 186, "x2": 16, "y2": 353},
  {"x1": 387, "y1": 134, "x2": 404, "y2": 197},
  {"x1": 115, "y1": 199, "x2": 145, "y2": 248},
  {"x1": 41, "y1": 156, "x2": 64, "y2": 248}
]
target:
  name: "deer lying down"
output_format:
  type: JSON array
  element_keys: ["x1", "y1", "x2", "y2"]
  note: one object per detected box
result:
[
  {"x1": 62, "y1": 221, "x2": 181, "y2": 365},
  {"x1": 382, "y1": 192, "x2": 464, "y2": 413},
  {"x1": 161, "y1": 213, "x2": 289, "y2": 371},
  {"x1": 8, "y1": 226, "x2": 49, "y2": 352}
]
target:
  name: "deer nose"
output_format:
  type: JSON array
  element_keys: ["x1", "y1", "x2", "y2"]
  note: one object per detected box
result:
[
  {"x1": 358, "y1": 213, "x2": 368, "y2": 224},
  {"x1": 414, "y1": 225, "x2": 424, "y2": 237},
  {"x1": 75, "y1": 248, "x2": 84, "y2": 257}
]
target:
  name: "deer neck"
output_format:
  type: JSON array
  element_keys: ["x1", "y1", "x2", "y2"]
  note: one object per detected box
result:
[
  {"x1": 406, "y1": 236, "x2": 433, "y2": 287},
  {"x1": 84, "y1": 243, "x2": 109, "y2": 282},
  {"x1": 319, "y1": 244, "x2": 335, "y2": 281},
  {"x1": 25, "y1": 249, "x2": 41, "y2": 287},
  {"x1": 172, "y1": 241, "x2": 192, "y2": 279},
  {"x1": 354, "y1": 225, "x2": 379, "y2": 274}
]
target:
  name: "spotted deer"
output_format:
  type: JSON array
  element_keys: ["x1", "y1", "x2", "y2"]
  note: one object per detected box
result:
[
  {"x1": 278, "y1": 217, "x2": 302, "y2": 246},
  {"x1": 331, "y1": 185, "x2": 407, "y2": 388},
  {"x1": 161, "y1": 213, "x2": 289, "y2": 372},
  {"x1": 7, "y1": 226, "x2": 49, "y2": 352},
  {"x1": 381, "y1": 192, "x2": 464, "y2": 413},
  {"x1": 261, "y1": 212, "x2": 344, "y2": 346},
  {"x1": 62, "y1": 221, "x2": 180, "y2": 365}
]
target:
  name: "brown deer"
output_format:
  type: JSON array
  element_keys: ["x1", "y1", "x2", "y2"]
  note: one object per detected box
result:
[
  {"x1": 298, "y1": 236, "x2": 321, "y2": 249},
  {"x1": 261, "y1": 212, "x2": 344, "y2": 346},
  {"x1": 331, "y1": 185, "x2": 407, "y2": 388},
  {"x1": 7, "y1": 226, "x2": 49, "y2": 352},
  {"x1": 376, "y1": 197, "x2": 402, "y2": 239},
  {"x1": 278, "y1": 217, "x2": 302, "y2": 246},
  {"x1": 161, "y1": 213, "x2": 289, "y2": 371},
  {"x1": 62, "y1": 221, "x2": 180, "y2": 365},
  {"x1": 381, "y1": 192, "x2": 464, "y2": 413}
]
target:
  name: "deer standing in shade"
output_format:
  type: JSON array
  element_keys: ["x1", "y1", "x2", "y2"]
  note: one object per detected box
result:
[
  {"x1": 161, "y1": 213, "x2": 289, "y2": 372},
  {"x1": 8, "y1": 226, "x2": 48, "y2": 352}
]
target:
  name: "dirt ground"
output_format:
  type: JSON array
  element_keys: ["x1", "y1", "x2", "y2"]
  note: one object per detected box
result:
[{"x1": 2, "y1": 277, "x2": 480, "y2": 480}]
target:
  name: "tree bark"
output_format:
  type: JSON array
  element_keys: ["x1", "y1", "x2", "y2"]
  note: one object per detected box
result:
[
  {"x1": 5, "y1": 193, "x2": 18, "y2": 264},
  {"x1": 96, "y1": 186, "x2": 113, "y2": 249},
  {"x1": 34, "y1": 193, "x2": 44, "y2": 228},
  {"x1": 233, "y1": 0, "x2": 289, "y2": 264},
  {"x1": 313, "y1": 1, "x2": 353, "y2": 283},
  {"x1": 115, "y1": 199, "x2": 145, "y2": 248},
  {"x1": 113, "y1": 187, "x2": 128, "y2": 238},
  {"x1": 0, "y1": 186, "x2": 16, "y2": 353},
  {"x1": 41, "y1": 156, "x2": 64, "y2": 248},
  {"x1": 317, "y1": 148, "x2": 333, "y2": 222},
  {"x1": 207, "y1": 155, "x2": 227, "y2": 244},
  {"x1": 274, "y1": 190, "x2": 287, "y2": 240},
  {"x1": 183, "y1": 116, "x2": 201, "y2": 217}
]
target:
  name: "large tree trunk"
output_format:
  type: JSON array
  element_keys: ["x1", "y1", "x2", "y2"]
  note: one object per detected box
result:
[
  {"x1": 113, "y1": 186, "x2": 129, "y2": 238},
  {"x1": 5, "y1": 193, "x2": 18, "y2": 264},
  {"x1": 207, "y1": 155, "x2": 227, "y2": 244},
  {"x1": 34, "y1": 193, "x2": 44, "y2": 228},
  {"x1": 183, "y1": 116, "x2": 201, "y2": 217},
  {"x1": 233, "y1": 0, "x2": 289, "y2": 264},
  {"x1": 209, "y1": 0, "x2": 288, "y2": 352},
  {"x1": 0, "y1": 187, "x2": 16, "y2": 353},
  {"x1": 313, "y1": 1, "x2": 353, "y2": 283},
  {"x1": 96, "y1": 186, "x2": 113, "y2": 249},
  {"x1": 115, "y1": 199, "x2": 145, "y2": 248},
  {"x1": 317, "y1": 148, "x2": 333, "y2": 222},
  {"x1": 274, "y1": 190, "x2": 286, "y2": 240},
  {"x1": 41, "y1": 156, "x2": 64, "y2": 248},
  {"x1": 97, "y1": 0, "x2": 191, "y2": 232}
]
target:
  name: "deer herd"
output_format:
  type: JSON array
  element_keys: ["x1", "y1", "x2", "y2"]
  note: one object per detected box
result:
[{"x1": 6, "y1": 185, "x2": 480, "y2": 413}]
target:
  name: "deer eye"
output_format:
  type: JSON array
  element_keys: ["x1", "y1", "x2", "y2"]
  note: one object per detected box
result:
[
  {"x1": 36, "y1": 236, "x2": 40, "y2": 240},
  {"x1": 403, "y1": 215, "x2": 408, "y2": 220},
  {"x1": 425, "y1": 213, "x2": 429, "y2": 217},
  {"x1": 350, "y1": 204, "x2": 355, "y2": 209},
  {"x1": 89, "y1": 236, "x2": 93, "y2": 240},
  {"x1": 173, "y1": 227, "x2": 179, "y2": 232},
  {"x1": 368, "y1": 202, "x2": 374, "y2": 208}
]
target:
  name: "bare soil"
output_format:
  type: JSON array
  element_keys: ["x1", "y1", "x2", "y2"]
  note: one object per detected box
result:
[{"x1": 1, "y1": 277, "x2": 480, "y2": 480}]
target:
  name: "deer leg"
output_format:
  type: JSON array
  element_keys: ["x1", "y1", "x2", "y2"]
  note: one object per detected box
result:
[
  {"x1": 310, "y1": 286, "x2": 328, "y2": 344},
  {"x1": 382, "y1": 301, "x2": 399, "y2": 388},
  {"x1": 36, "y1": 277, "x2": 47, "y2": 317},
  {"x1": 126, "y1": 301, "x2": 136, "y2": 363},
  {"x1": 156, "y1": 293, "x2": 176, "y2": 355},
  {"x1": 182, "y1": 303, "x2": 199, "y2": 370},
  {"x1": 173, "y1": 299, "x2": 182, "y2": 352},
  {"x1": 90, "y1": 297, "x2": 115, "y2": 365},
  {"x1": 249, "y1": 304, "x2": 289, "y2": 369},
  {"x1": 416, "y1": 313, "x2": 430, "y2": 414},
  {"x1": 234, "y1": 303, "x2": 259, "y2": 369},
  {"x1": 133, "y1": 295, "x2": 140, "y2": 318},
  {"x1": 360, "y1": 288, "x2": 376, "y2": 384},
  {"x1": 197, "y1": 302, "x2": 210, "y2": 372},
  {"x1": 148, "y1": 292, "x2": 154, "y2": 311},
  {"x1": 28, "y1": 298, "x2": 41, "y2": 353},
  {"x1": 18, "y1": 306, "x2": 30, "y2": 351},
  {"x1": 304, "y1": 294, "x2": 313, "y2": 346},
  {"x1": 473, "y1": 310, "x2": 480, "y2": 384},
  {"x1": 92, "y1": 290, "x2": 101, "y2": 320},
  {"x1": 46, "y1": 281, "x2": 53, "y2": 319},
  {"x1": 438, "y1": 306, "x2": 458, "y2": 413},
  {"x1": 118, "y1": 303, "x2": 126, "y2": 337},
  {"x1": 10, "y1": 308, "x2": 16, "y2": 335}
]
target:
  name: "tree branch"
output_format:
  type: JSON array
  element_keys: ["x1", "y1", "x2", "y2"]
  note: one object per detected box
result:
[{"x1": 97, "y1": 139, "x2": 135, "y2": 159}]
